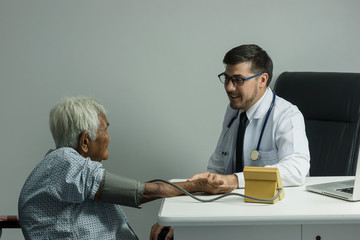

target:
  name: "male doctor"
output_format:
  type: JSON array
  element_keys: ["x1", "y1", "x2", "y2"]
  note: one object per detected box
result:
[
  {"x1": 189, "y1": 44, "x2": 310, "y2": 188},
  {"x1": 150, "y1": 44, "x2": 310, "y2": 239}
]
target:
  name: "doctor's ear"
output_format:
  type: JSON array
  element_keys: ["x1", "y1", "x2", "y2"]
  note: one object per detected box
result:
[
  {"x1": 76, "y1": 131, "x2": 90, "y2": 154},
  {"x1": 259, "y1": 73, "x2": 269, "y2": 88}
]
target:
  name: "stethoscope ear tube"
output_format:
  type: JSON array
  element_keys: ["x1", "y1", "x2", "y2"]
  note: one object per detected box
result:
[
  {"x1": 251, "y1": 90, "x2": 276, "y2": 160},
  {"x1": 227, "y1": 110, "x2": 240, "y2": 128}
]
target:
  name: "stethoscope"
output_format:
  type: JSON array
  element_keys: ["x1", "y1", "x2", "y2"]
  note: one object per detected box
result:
[{"x1": 227, "y1": 90, "x2": 276, "y2": 161}]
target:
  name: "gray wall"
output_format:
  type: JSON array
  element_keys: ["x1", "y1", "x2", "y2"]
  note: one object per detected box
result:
[{"x1": 1, "y1": 0, "x2": 359, "y2": 239}]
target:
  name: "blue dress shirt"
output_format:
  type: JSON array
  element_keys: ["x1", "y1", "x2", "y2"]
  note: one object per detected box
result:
[{"x1": 18, "y1": 147, "x2": 138, "y2": 240}]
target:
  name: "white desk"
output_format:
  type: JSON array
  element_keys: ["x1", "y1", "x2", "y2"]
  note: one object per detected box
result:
[{"x1": 158, "y1": 177, "x2": 360, "y2": 240}]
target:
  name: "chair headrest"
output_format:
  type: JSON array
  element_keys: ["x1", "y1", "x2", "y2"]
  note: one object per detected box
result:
[{"x1": 274, "y1": 72, "x2": 360, "y2": 122}]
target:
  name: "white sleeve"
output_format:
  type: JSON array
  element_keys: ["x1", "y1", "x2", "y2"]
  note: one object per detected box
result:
[
  {"x1": 265, "y1": 154, "x2": 310, "y2": 186},
  {"x1": 235, "y1": 153, "x2": 309, "y2": 188},
  {"x1": 234, "y1": 172, "x2": 245, "y2": 188}
]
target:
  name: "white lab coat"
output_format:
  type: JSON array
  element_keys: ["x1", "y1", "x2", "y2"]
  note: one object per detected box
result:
[{"x1": 207, "y1": 88, "x2": 310, "y2": 187}]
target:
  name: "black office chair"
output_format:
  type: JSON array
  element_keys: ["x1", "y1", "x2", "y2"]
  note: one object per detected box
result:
[{"x1": 274, "y1": 72, "x2": 360, "y2": 176}]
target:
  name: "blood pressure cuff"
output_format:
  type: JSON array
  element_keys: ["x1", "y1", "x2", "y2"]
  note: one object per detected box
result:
[{"x1": 100, "y1": 170, "x2": 145, "y2": 208}]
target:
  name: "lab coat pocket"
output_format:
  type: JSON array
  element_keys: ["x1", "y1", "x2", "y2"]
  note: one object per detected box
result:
[
  {"x1": 258, "y1": 149, "x2": 278, "y2": 166},
  {"x1": 216, "y1": 130, "x2": 233, "y2": 158},
  {"x1": 209, "y1": 148, "x2": 227, "y2": 173},
  {"x1": 209, "y1": 131, "x2": 233, "y2": 173}
]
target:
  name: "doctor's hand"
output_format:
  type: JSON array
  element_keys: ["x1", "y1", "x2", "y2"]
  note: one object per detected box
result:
[
  {"x1": 188, "y1": 171, "x2": 239, "y2": 188},
  {"x1": 192, "y1": 178, "x2": 236, "y2": 194},
  {"x1": 150, "y1": 223, "x2": 173, "y2": 240}
]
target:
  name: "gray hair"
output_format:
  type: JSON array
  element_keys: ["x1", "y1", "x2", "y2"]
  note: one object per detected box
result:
[{"x1": 49, "y1": 96, "x2": 106, "y2": 148}]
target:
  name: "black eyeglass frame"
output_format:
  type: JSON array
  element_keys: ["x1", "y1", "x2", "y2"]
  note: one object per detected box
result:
[{"x1": 218, "y1": 72, "x2": 264, "y2": 86}]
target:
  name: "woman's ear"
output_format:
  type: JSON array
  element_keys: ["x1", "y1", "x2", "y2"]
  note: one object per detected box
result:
[{"x1": 76, "y1": 131, "x2": 90, "y2": 156}]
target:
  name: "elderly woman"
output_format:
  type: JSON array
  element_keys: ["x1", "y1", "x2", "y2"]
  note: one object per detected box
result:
[{"x1": 18, "y1": 96, "x2": 235, "y2": 239}]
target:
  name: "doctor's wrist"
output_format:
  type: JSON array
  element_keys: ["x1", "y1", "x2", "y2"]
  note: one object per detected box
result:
[{"x1": 227, "y1": 174, "x2": 239, "y2": 188}]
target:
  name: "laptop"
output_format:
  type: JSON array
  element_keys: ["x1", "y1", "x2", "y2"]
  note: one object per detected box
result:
[{"x1": 306, "y1": 152, "x2": 360, "y2": 201}]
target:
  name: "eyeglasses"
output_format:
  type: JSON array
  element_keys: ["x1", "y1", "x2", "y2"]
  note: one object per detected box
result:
[{"x1": 218, "y1": 72, "x2": 264, "y2": 86}]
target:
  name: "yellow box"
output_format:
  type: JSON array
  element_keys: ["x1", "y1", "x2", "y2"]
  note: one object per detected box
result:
[{"x1": 243, "y1": 166, "x2": 284, "y2": 204}]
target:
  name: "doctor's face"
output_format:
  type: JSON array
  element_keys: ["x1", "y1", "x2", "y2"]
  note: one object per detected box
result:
[{"x1": 224, "y1": 62, "x2": 266, "y2": 111}]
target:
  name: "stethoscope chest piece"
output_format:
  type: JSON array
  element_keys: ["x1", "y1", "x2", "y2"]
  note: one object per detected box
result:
[{"x1": 250, "y1": 150, "x2": 260, "y2": 161}]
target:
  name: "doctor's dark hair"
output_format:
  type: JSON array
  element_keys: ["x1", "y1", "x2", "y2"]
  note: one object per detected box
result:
[
  {"x1": 49, "y1": 96, "x2": 106, "y2": 148},
  {"x1": 223, "y1": 44, "x2": 273, "y2": 86}
]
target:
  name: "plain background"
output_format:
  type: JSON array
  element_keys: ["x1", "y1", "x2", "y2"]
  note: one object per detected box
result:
[{"x1": 1, "y1": 0, "x2": 360, "y2": 239}]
